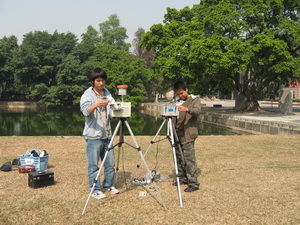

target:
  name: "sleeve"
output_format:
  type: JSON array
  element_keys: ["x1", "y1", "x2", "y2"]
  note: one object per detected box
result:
[
  {"x1": 188, "y1": 97, "x2": 201, "y2": 117},
  {"x1": 107, "y1": 94, "x2": 116, "y2": 105},
  {"x1": 80, "y1": 93, "x2": 92, "y2": 117}
]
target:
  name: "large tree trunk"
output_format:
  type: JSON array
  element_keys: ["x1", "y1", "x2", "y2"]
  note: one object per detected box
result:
[
  {"x1": 235, "y1": 92, "x2": 261, "y2": 111},
  {"x1": 234, "y1": 71, "x2": 263, "y2": 112},
  {"x1": 236, "y1": 98, "x2": 260, "y2": 111}
]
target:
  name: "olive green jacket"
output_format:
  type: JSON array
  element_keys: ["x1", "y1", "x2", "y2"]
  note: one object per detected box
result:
[{"x1": 174, "y1": 95, "x2": 201, "y2": 143}]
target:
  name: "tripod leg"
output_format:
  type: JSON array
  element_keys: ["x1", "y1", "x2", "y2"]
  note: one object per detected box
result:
[
  {"x1": 143, "y1": 118, "x2": 166, "y2": 158},
  {"x1": 134, "y1": 118, "x2": 167, "y2": 171},
  {"x1": 82, "y1": 120, "x2": 122, "y2": 216},
  {"x1": 116, "y1": 146, "x2": 121, "y2": 172},
  {"x1": 124, "y1": 119, "x2": 167, "y2": 209},
  {"x1": 116, "y1": 121, "x2": 124, "y2": 172},
  {"x1": 168, "y1": 118, "x2": 183, "y2": 208},
  {"x1": 114, "y1": 121, "x2": 124, "y2": 188},
  {"x1": 171, "y1": 123, "x2": 186, "y2": 168},
  {"x1": 124, "y1": 120, "x2": 151, "y2": 173}
]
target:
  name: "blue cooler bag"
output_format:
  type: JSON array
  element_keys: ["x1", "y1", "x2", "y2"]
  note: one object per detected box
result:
[{"x1": 20, "y1": 148, "x2": 49, "y2": 171}]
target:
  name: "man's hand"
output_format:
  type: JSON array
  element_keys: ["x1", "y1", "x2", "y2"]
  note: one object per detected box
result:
[
  {"x1": 87, "y1": 99, "x2": 109, "y2": 114},
  {"x1": 95, "y1": 99, "x2": 109, "y2": 107},
  {"x1": 178, "y1": 105, "x2": 189, "y2": 112}
]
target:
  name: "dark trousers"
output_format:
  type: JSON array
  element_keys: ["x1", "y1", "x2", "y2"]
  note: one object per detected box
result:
[{"x1": 175, "y1": 141, "x2": 200, "y2": 187}]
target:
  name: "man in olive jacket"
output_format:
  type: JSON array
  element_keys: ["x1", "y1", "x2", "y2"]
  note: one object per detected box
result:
[{"x1": 173, "y1": 80, "x2": 201, "y2": 192}]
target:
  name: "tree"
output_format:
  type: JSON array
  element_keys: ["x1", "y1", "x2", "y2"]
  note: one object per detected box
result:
[
  {"x1": 142, "y1": 1, "x2": 300, "y2": 111},
  {"x1": 0, "y1": 35, "x2": 18, "y2": 99},
  {"x1": 132, "y1": 27, "x2": 155, "y2": 68},
  {"x1": 132, "y1": 27, "x2": 161, "y2": 100},
  {"x1": 31, "y1": 54, "x2": 87, "y2": 106},
  {"x1": 87, "y1": 43, "x2": 154, "y2": 106},
  {"x1": 12, "y1": 31, "x2": 78, "y2": 99},
  {"x1": 79, "y1": 15, "x2": 155, "y2": 106},
  {"x1": 99, "y1": 14, "x2": 129, "y2": 50},
  {"x1": 74, "y1": 25, "x2": 99, "y2": 62},
  {"x1": 142, "y1": 7, "x2": 203, "y2": 94}
]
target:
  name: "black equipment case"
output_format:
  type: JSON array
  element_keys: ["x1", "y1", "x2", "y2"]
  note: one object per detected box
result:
[{"x1": 28, "y1": 170, "x2": 54, "y2": 188}]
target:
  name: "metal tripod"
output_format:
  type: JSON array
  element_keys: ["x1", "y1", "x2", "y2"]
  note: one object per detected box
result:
[
  {"x1": 142, "y1": 116, "x2": 185, "y2": 208},
  {"x1": 82, "y1": 117, "x2": 151, "y2": 215}
]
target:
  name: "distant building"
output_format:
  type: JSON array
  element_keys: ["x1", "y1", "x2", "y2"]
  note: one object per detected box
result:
[{"x1": 283, "y1": 79, "x2": 300, "y2": 99}]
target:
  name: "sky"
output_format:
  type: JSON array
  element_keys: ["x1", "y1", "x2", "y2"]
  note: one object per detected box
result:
[{"x1": 0, "y1": 0, "x2": 199, "y2": 44}]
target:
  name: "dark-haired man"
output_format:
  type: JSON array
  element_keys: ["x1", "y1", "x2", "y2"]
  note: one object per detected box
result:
[
  {"x1": 173, "y1": 80, "x2": 201, "y2": 192},
  {"x1": 80, "y1": 68, "x2": 119, "y2": 199}
]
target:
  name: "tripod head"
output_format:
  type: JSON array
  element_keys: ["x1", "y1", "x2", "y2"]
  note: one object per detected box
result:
[{"x1": 111, "y1": 85, "x2": 131, "y2": 118}]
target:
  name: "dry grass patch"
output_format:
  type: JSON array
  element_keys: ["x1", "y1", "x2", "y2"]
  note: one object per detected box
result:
[{"x1": 0, "y1": 135, "x2": 299, "y2": 225}]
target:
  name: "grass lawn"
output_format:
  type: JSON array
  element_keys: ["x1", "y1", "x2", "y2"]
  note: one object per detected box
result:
[{"x1": 0, "y1": 135, "x2": 299, "y2": 225}]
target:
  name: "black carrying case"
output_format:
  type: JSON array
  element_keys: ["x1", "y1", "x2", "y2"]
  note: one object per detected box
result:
[{"x1": 28, "y1": 170, "x2": 54, "y2": 188}]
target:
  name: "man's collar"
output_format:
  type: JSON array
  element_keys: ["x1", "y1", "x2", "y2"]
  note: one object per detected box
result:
[
  {"x1": 190, "y1": 94, "x2": 199, "y2": 100},
  {"x1": 92, "y1": 87, "x2": 106, "y2": 96}
]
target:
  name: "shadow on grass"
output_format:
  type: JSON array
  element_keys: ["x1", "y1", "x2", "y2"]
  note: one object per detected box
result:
[
  {"x1": 115, "y1": 171, "x2": 133, "y2": 189},
  {"x1": 168, "y1": 168, "x2": 202, "y2": 180}
]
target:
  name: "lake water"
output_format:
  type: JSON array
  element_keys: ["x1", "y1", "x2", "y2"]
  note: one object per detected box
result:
[{"x1": 0, "y1": 109, "x2": 247, "y2": 136}]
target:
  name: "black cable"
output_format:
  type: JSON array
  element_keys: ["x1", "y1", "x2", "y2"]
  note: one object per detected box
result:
[{"x1": 121, "y1": 146, "x2": 127, "y2": 186}]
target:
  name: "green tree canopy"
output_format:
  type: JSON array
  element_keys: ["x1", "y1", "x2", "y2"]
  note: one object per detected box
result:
[
  {"x1": 0, "y1": 35, "x2": 18, "y2": 99},
  {"x1": 84, "y1": 43, "x2": 154, "y2": 106},
  {"x1": 12, "y1": 31, "x2": 78, "y2": 99},
  {"x1": 74, "y1": 25, "x2": 99, "y2": 62},
  {"x1": 31, "y1": 54, "x2": 88, "y2": 107},
  {"x1": 142, "y1": 0, "x2": 300, "y2": 111},
  {"x1": 75, "y1": 14, "x2": 155, "y2": 106},
  {"x1": 99, "y1": 14, "x2": 129, "y2": 50}
]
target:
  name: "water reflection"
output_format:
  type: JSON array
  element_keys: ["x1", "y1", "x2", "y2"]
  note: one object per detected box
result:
[
  {"x1": 0, "y1": 109, "x2": 246, "y2": 136},
  {"x1": 0, "y1": 109, "x2": 83, "y2": 136}
]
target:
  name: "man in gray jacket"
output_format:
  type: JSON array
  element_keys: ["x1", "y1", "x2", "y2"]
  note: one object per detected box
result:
[
  {"x1": 80, "y1": 68, "x2": 119, "y2": 199},
  {"x1": 173, "y1": 80, "x2": 201, "y2": 192}
]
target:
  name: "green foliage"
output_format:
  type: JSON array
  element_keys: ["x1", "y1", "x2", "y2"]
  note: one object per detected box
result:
[
  {"x1": 51, "y1": 55, "x2": 88, "y2": 106},
  {"x1": 73, "y1": 25, "x2": 99, "y2": 62},
  {"x1": 0, "y1": 14, "x2": 155, "y2": 107},
  {"x1": 0, "y1": 35, "x2": 18, "y2": 99},
  {"x1": 142, "y1": 0, "x2": 300, "y2": 111},
  {"x1": 30, "y1": 83, "x2": 48, "y2": 101},
  {"x1": 2, "y1": 4, "x2": 298, "y2": 111},
  {"x1": 99, "y1": 14, "x2": 130, "y2": 51},
  {"x1": 88, "y1": 43, "x2": 154, "y2": 106},
  {"x1": 12, "y1": 31, "x2": 78, "y2": 97}
]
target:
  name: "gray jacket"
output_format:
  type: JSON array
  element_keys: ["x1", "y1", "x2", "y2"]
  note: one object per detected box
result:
[{"x1": 80, "y1": 87, "x2": 116, "y2": 140}]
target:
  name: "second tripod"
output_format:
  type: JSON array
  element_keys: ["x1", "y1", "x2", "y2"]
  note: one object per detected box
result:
[{"x1": 143, "y1": 116, "x2": 185, "y2": 208}]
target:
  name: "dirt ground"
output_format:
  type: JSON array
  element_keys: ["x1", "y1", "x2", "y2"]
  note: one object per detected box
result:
[{"x1": 0, "y1": 135, "x2": 299, "y2": 225}]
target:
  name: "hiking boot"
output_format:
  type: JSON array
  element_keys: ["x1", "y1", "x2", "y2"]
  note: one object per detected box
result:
[
  {"x1": 92, "y1": 191, "x2": 106, "y2": 199},
  {"x1": 106, "y1": 186, "x2": 119, "y2": 194},
  {"x1": 184, "y1": 186, "x2": 199, "y2": 192}
]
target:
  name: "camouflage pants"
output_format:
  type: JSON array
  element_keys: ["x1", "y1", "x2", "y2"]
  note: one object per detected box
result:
[{"x1": 175, "y1": 141, "x2": 200, "y2": 187}]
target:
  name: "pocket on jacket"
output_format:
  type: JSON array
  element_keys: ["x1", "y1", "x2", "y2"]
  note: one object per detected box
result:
[{"x1": 188, "y1": 127, "x2": 198, "y2": 139}]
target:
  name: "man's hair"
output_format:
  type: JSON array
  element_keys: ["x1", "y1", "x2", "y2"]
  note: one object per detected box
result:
[
  {"x1": 173, "y1": 80, "x2": 187, "y2": 91},
  {"x1": 90, "y1": 68, "x2": 107, "y2": 81}
]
